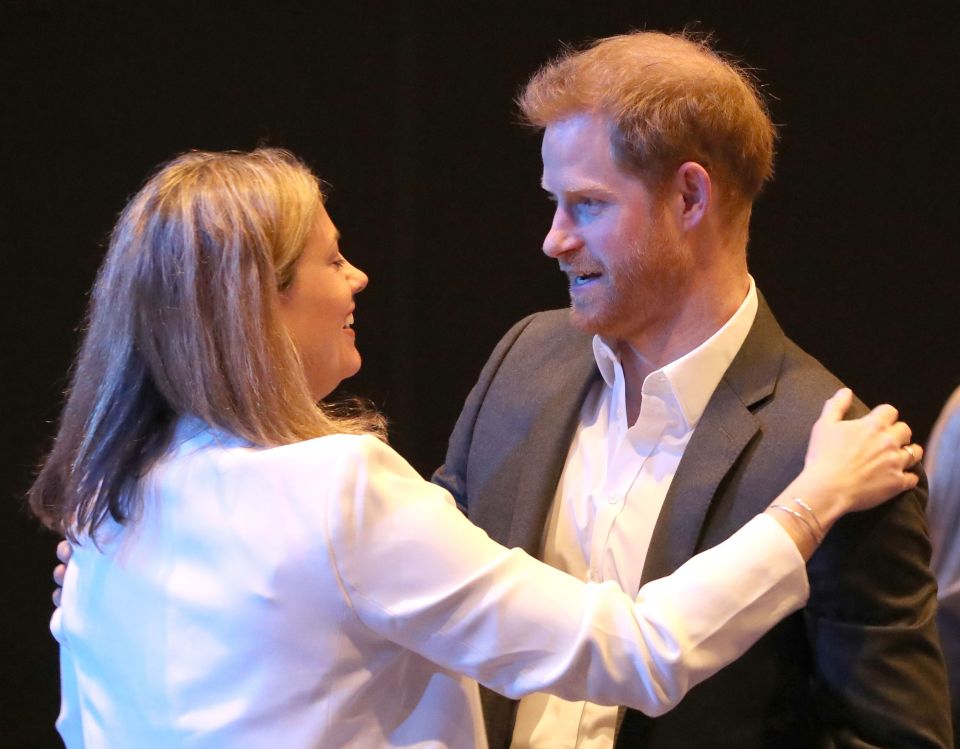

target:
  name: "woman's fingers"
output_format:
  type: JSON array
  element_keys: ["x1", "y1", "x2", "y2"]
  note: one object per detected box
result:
[
  {"x1": 868, "y1": 403, "x2": 899, "y2": 427},
  {"x1": 52, "y1": 539, "x2": 71, "y2": 608},
  {"x1": 899, "y1": 461, "x2": 921, "y2": 491},
  {"x1": 889, "y1": 420, "x2": 913, "y2": 448},
  {"x1": 52, "y1": 563, "x2": 65, "y2": 607},
  {"x1": 57, "y1": 539, "x2": 72, "y2": 564},
  {"x1": 900, "y1": 442, "x2": 923, "y2": 469},
  {"x1": 819, "y1": 387, "x2": 853, "y2": 421}
]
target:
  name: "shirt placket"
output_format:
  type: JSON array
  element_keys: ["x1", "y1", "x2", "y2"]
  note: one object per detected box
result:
[{"x1": 587, "y1": 373, "x2": 669, "y2": 587}]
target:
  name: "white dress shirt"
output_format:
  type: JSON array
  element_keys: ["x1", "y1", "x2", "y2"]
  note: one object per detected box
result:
[
  {"x1": 53, "y1": 401, "x2": 803, "y2": 748},
  {"x1": 513, "y1": 279, "x2": 759, "y2": 749}
]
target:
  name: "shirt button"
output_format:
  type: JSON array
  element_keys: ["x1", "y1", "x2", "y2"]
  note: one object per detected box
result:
[{"x1": 607, "y1": 494, "x2": 619, "y2": 504}]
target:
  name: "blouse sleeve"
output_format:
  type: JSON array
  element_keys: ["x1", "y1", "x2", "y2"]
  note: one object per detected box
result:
[
  {"x1": 325, "y1": 436, "x2": 808, "y2": 716},
  {"x1": 51, "y1": 608, "x2": 86, "y2": 747}
]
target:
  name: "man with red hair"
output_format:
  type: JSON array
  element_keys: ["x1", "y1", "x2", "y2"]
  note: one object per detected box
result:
[{"x1": 435, "y1": 31, "x2": 951, "y2": 749}]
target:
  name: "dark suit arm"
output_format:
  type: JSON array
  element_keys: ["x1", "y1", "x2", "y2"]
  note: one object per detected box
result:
[
  {"x1": 432, "y1": 314, "x2": 540, "y2": 511},
  {"x1": 805, "y1": 476, "x2": 953, "y2": 748}
]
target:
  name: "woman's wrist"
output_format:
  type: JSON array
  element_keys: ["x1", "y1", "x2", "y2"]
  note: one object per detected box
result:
[
  {"x1": 764, "y1": 507, "x2": 816, "y2": 560},
  {"x1": 763, "y1": 474, "x2": 847, "y2": 560},
  {"x1": 780, "y1": 473, "x2": 847, "y2": 533}
]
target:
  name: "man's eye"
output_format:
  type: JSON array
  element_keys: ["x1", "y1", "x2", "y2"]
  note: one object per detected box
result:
[
  {"x1": 332, "y1": 256, "x2": 346, "y2": 269},
  {"x1": 575, "y1": 198, "x2": 604, "y2": 216}
]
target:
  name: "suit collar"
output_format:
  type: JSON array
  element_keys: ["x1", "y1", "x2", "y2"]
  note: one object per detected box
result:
[{"x1": 720, "y1": 292, "x2": 786, "y2": 409}]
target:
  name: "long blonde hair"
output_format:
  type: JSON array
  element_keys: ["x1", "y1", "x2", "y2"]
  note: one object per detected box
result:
[{"x1": 29, "y1": 148, "x2": 384, "y2": 540}]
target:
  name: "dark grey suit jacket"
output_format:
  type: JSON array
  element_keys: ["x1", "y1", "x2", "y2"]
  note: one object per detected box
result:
[{"x1": 433, "y1": 298, "x2": 953, "y2": 748}]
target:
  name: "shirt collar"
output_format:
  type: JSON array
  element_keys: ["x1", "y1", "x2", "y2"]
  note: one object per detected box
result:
[
  {"x1": 591, "y1": 276, "x2": 759, "y2": 430},
  {"x1": 172, "y1": 414, "x2": 254, "y2": 452}
]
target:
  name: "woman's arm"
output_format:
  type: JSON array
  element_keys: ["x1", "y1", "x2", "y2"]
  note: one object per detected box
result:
[
  {"x1": 49, "y1": 389, "x2": 919, "y2": 716},
  {"x1": 327, "y1": 388, "x2": 918, "y2": 715}
]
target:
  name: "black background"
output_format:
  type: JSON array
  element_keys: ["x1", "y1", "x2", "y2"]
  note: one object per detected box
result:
[{"x1": 2, "y1": 1, "x2": 957, "y2": 744}]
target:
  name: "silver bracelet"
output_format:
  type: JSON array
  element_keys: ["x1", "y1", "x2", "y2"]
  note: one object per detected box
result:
[
  {"x1": 792, "y1": 497, "x2": 826, "y2": 538},
  {"x1": 768, "y1": 504, "x2": 824, "y2": 545}
]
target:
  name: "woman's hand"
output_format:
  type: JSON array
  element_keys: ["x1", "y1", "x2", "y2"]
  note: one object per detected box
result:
[
  {"x1": 802, "y1": 387, "x2": 920, "y2": 512},
  {"x1": 767, "y1": 388, "x2": 922, "y2": 559},
  {"x1": 52, "y1": 539, "x2": 72, "y2": 607}
]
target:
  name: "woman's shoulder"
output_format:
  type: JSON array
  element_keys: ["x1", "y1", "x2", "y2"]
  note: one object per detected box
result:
[
  {"x1": 160, "y1": 419, "x2": 426, "y2": 513},
  {"x1": 256, "y1": 433, "x2": 408, "y2": 475},
  {"x1": 203, "y1": 433, "x2": 422, "y2": 506},
  {"x1": 170, "y1": 417, "x2": 400, "y2": 472},
  {"x1": 233, "y1": 434, "x2": 445, "y2": 543},
  {"x1": 148, "y1": 427, "x2": 432, "y2": 545}
]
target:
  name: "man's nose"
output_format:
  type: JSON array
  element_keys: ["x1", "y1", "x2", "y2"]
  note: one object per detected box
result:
[{"x1": 542, "y1": 209, "x2": 582, "y2": 258}]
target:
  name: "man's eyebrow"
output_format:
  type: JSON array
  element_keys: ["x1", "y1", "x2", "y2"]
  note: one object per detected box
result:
[{"x1": 540, "y1": 180, "x2": 614, "y2": 196}]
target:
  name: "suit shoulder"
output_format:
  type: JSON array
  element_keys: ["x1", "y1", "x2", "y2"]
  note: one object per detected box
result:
[
  {"x1": 498, "y1": 308, "x2": 592, "y2": 357},
  {"x1": 779, "y1": 337, "x2": 845, "y2": 393},
  {"x1": 504, "y1": 308, "x2": 578, "y2": 339},
  {"x1": 776, "y1": 338, "x2": 869, "y2": 418}
]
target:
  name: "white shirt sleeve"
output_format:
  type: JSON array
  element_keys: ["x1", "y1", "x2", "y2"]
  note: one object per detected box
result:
[
  {"x1": 51, "y1": 608, "x2": 86, "y2": 747},
  {"x1": 326, "y1": 436, "x2": 808, "y2": 717}
]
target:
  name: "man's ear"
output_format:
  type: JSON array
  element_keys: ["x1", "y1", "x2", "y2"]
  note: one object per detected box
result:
[{"x1": 672, "y1": 161, "x2": 711, "y2": 230}]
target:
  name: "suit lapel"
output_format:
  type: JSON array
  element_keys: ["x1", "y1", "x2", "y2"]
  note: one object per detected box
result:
[
  {"x1": 507, "y1": 345, "x2": 600, "y2": 555},
  {"x1": 640, "y1": 380, "x2": 760, "y2": 583},
  {"x1": 640, "y1": 295, "x2": 787, "y2": 585}
]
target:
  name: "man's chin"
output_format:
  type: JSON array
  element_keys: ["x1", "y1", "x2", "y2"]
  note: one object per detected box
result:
[{"x1": 567, "y1": 303, "x2": 611, "y2": 337}]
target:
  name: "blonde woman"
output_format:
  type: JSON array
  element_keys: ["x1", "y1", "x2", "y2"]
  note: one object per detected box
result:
[{"x1": 33, "y1": 149, "x2": 921, "y2": 748}]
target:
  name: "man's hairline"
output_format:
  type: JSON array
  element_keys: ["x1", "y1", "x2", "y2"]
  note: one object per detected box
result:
[{"x1": 535, "y1": 109, "x2": 672, "y2": 196}]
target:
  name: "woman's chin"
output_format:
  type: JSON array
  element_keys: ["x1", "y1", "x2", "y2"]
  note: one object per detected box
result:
[
  {"x1": 345, "y1": 350, "x2": 362, "y2": 379},
  {"x1": 307, "y1": 350, "x2": 363, "y2": 401}
]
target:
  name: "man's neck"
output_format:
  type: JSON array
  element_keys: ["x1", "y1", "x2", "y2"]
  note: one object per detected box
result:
[{"x1": 619, "y1": 274, "x2": 750, "y2": 423}]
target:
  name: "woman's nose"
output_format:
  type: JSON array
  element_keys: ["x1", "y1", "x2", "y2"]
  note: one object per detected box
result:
[{"x1": 349, "y1": 263, "x2": 368, "y2": 293}]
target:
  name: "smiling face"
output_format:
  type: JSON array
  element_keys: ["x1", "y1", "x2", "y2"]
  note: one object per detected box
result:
[
  {"x1": 540, "y1": 113, "x2": 693, "y2": 346},
  {"x1": 277, "y1": 203, "x2": 368, "y2": 401}
]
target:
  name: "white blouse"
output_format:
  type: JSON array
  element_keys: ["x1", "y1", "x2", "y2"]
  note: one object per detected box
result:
[{"x1": 52, "y1": 420, "x2": 807, "y2": 748}]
